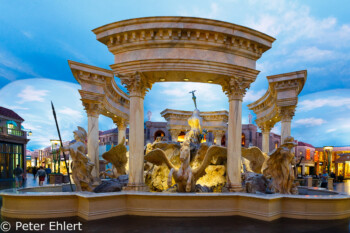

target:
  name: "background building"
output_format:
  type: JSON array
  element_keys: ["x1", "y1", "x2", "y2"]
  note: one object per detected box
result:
[{"x1": 0, "y1": 106, "x2": 29, "y2": 180}]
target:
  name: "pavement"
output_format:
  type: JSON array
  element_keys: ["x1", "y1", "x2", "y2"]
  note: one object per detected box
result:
[{"x1": 0, "y1": 173, "x2": 49, "y2": 190}]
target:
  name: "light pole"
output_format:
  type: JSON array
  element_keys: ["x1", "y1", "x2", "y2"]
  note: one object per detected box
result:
[{"x1": 50, "y1": 140, "x2": 60, "y2": 173}]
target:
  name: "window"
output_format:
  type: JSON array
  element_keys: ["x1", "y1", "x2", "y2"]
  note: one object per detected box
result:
[{"x1": 241, "y1": 133, "x2": 245, "y2": 146}]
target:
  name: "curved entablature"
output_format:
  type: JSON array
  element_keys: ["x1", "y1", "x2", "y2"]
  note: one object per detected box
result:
[
  {"x1": 93, "y1": 16, "x2": 275, "y2": 86},
  {"x1": 160, "y1": 108, "x2": 228, "y2": 132},
  {"x1": 247, "y1": 70, "x2": 307, "y2": 130},
  {"x1": 68, "y1": 60, "x2": 130, "y2": 122}
]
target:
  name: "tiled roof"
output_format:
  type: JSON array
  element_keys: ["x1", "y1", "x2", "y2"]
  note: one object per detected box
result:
[
  {"x1": 100, "y1": 128, "x2": 118, "y2": 135},
  {"x1": 0, "y1": 106, "x2": 24, "y2": 121},
  {"x1": 298, "y1": 141, "x2": 315, "y2": 148}
]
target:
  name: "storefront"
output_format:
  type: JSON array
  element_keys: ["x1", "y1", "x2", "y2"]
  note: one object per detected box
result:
[
  {"x1": 0, "y1": 142, "x2": 24, "y2": 179},
  {"x1": 335, "y1": 154, "x2": 350, "y2": 179}
]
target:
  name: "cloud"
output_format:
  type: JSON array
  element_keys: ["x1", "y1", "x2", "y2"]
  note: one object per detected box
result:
[
  {"x1": 299, "y1": 97, "x2": 350, "y2": 111},
  {"x1": 17, "y1": 85, "x2": 49, "y2": 104},
  {"x1": 22, "y1": 31, "x2": 34, "y2": 39},
  {"x1": 243, "y1": 89, "x2": 266, "y2": 102},
  {"x1": 177, "y1": 2, "x2": 221, "y2": 19},
  {"x1": 0, "y1": 48, "x2": 38, "y2": 78},
  {"x1": 58, "y1": 107, "x2": 83, "y2": 118},
  {"x1": 293, "y1": 118, "x2": 327, "y2": 127},
  {"x1": 326, "y1": 128, "x2": 336, "y2": 133}
]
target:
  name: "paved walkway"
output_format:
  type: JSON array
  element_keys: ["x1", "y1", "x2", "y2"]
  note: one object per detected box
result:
[
  {"x1": 0, "y1": 173, "x2": 49, "y2": 190},
  {"x1": 334, "y1": 180, "x2": 350, "y2": 194}
]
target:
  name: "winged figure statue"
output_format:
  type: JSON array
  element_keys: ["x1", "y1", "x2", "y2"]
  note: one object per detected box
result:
[
  {"x1": 100, "y1": 137, "x2": 128, "y2": 179},
  {"x1": 63, "y1": 126, "x2": 94, "y2": 191},
  {"x1": 145, "y1": 140, "x2": 226, "y2": 192},
  {"x1": 241, "y1": 146, "x2": 269, "y2": 174}
]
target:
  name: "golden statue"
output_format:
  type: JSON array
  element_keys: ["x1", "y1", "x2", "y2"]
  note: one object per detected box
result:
[
  {"x1": 145, "y1": 140, "x2": 226, "y2": 192},
  {"x1": 100, "y1": 138, "x2": 128, "y2": 179},
  {"x1": 263, "y1": 136, "x2": 297, "y2": 194}
]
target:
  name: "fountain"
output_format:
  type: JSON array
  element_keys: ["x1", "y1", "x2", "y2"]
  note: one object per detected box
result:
[{"x1": 1, "y1": 16, "x2": 350, "y2": 222}]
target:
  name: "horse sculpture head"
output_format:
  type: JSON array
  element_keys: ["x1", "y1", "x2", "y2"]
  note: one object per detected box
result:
[{"x1": 180, "y1": 140, "x2": 191, "y2": 163}]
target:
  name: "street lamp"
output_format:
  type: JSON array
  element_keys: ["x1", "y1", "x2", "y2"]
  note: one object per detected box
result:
[{"x1": 50, "y1": 139, "x2": 61, "y2": 173}]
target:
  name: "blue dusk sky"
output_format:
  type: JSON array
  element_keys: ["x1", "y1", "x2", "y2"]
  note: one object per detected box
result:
[{"x1": 0, "y1": 0, "x2": 350, "y2": 150}]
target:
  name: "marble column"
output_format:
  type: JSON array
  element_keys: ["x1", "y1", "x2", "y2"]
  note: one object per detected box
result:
[
  {"x1": 214, "y1": 130, "x2": 225, "y2": 146},
  {"x1": 280, "y1": 107, "x2": 295, "y2": 144},
  {"x1": 169, "y1": 129, "x2": 180, "y2": 142},
  {"x1": 86, "y1": 108, "x2": 100, "y2": 183},
  {"x1": 260, "y1": 123, "x2": 273, "y2": 153},
  {"x1": 222, "y1": 78, "x2": 249, "y2": 192},
  {"x1": 120, "y1": 72, "x2": 152, "y2": 191},
  {"x1": 262, "y1": 129, "x2": 270, "y2": 153},
  {"x1": 114, "y1": 118, "x2": 127, "y2": 145}
]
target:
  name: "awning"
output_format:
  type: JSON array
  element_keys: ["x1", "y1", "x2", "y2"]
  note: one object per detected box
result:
[{"x1": 6, "y1": 120, "x2": 17, "y2": 127}]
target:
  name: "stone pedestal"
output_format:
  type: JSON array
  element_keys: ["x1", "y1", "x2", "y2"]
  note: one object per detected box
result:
[
  {"x1": 301, "y1": 165, "x2": 306, "y2": 176},
  {"x1": 304, "y1": 176, "x2": 312, "y2": 187},
  {"x1": 327, "y1": 178, "x2": 334, "y2": 191}
]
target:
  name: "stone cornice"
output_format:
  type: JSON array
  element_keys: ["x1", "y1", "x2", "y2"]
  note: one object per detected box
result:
[
  {"x1": 161, "y1": 109, "x2": 228, "y2": 132},
  {"x1": 248, "y1": 70, "x2": 307, "y2": 128},
  {"x1": 93, "y1": 16, "x2": 275, "y2": 54},
  {"x1": 110, "y1": 59, "x2": 259, "y2": 85},
  {"x1": 68, "y1": 60, "x2": 129, "y2": 121}
]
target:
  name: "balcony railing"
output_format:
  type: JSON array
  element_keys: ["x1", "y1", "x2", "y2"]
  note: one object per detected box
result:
[{"x1": 0, "y1": 126, "x2": 26, "y2": 137}]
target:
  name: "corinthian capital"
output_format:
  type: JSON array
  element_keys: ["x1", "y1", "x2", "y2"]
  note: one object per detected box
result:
[
  {"x1": 83, "y1": 102, "x2": 101, "y2": 117},
  {"x1": 221, "y1": 77, "x2": 250, "y2": 101},
  {"x1": 259, "y1": 121, "x2": 275, "y2": 133},
  {"x1": 278, "y1": 106, "x2": 296, "y2": 121},
  {"x1": 119, "y1": 72, "x2": 152, "y2": 98},
  {"x1": 114, "y1": 117, "x2": 128, "y2": 130}
]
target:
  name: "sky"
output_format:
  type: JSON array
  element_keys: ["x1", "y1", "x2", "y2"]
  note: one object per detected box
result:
[{"x1": 0, "y1": 0, "x2": 350, "y2": 150}]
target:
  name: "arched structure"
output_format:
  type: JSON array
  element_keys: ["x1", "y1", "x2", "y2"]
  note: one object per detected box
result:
[
  {"x1": 68, "y1": 61, "x2": 129, "y2": 180},
  {"x1": 70, "y1": 16, "x2": 275, "y2": 191},
  {"x1": 160, "y1": 109, "x2": 228, "y2": 145},
  {"x1": 248, "y1": 70, "x2": 307, "y2": 153}
]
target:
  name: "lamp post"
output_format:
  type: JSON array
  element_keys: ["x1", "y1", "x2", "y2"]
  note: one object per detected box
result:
[
  {"x1": 324, "y1": 146, "x2": 334, "y2": 175},
  {"x1": 50, "y1": 140, "x2": 60, "y2": 173}
]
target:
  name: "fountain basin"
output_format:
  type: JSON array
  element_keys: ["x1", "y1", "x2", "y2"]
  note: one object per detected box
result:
[{"x1": 1, "y1": 186, "x2": 350, "y2": 222}]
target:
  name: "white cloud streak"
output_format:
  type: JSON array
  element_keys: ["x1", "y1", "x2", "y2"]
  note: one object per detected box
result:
[{"x1": 17, "y1": 85, "x2": 49, "y2": 104}]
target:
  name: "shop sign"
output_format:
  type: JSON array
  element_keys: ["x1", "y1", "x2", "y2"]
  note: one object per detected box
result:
[
  {"x1": 314, "y1": 151, "x2": 319, "y2": 162},
  {"x1": 306, "y1": 149, "x2": 311, "y2": 160}
]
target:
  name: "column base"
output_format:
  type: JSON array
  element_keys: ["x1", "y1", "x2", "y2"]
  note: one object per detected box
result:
[
  {"x1": 226, "y1": 183, "x2": 243, "y2": 192},
  {"x1": 123, "y1": 183, "x2": 149, "y2": 192}
]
